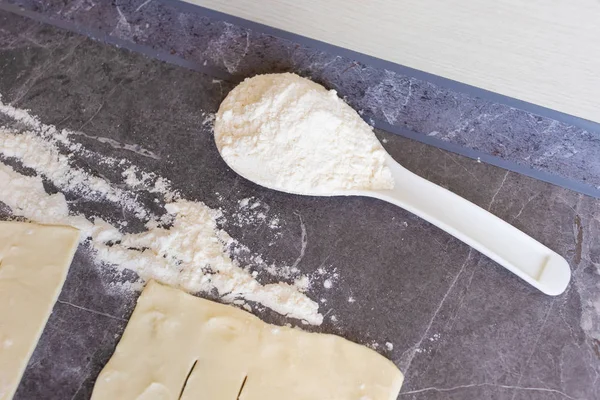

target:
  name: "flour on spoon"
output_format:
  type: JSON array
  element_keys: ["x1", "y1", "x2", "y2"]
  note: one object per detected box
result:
[{"x1": 215, "y1": 73, "x2": 394, "y2": 195}]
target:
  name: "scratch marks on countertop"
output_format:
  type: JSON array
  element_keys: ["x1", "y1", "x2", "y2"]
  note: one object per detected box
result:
[
  {"x1": 57, "y1": 300, "x2": 127, "y2": 322},
  {"x1": 511, "y1": 191, "x2": 541, "y2": 222},
  {"x1": 508, "y1": 300, "x2": 555, "y2": 400},
  {"x1": 290, "y1": 212, "x2": 308, "y2": 270},
  {"x1": 399, "y1": 248, "x2": 474, "y2": 376},
  {"x1": 487, "y1": 170, "x2": 509, "y2": 211},
  {"x1": 112, "y1": 6, "x2": 147, "y2": 41},
  {"x1": 69, "y1": 130, "x2": 160, "y2": 160},
  {"x1": 362, "y1": 71, "x2": 414, "y2": 126},
  {"x1": 79, "y1": 82, "x2": 121, "y2": 131},
  {"x1": 399, "y1": 382, "x2": 581, "y2": 399},
  {"x1": 10, "y1": 38, "x2": 86, "y2": 106},
  {"x1": 135, "y1": 0, "x2": 153, "y2": 13},
  {"x1": 444, "y1": 254, "x2": 480, "y2": 332},
  {"x1": 437, "y1": 148, "x2": 480, "y2": 182},
  {"x1": 573, "y1": 214, "x2": 583, "y2": 265},
  {"x1": 207, "y1": 23, "x2": 251, "y2": 74}
]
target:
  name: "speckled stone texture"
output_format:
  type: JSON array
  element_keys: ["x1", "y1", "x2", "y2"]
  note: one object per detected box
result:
[
  {"x1": 0, "y1": 8, "x2": 599, "y2": 400},
  {"x1": 1, "y1": 0, "x2": 599, "y2": 198}
]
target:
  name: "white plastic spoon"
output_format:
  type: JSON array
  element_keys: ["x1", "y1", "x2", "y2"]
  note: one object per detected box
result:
[
  {"x1": 221, "y1": 150, "x2": 570, "y2": 296},
  {"x1": 214, "y1": 73, "x2": 570, "y2": 296}
]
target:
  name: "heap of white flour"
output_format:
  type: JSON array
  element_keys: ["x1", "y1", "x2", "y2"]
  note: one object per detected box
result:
[{"x1": 214, "y1": 73, "x2": 394, "y2": 195}]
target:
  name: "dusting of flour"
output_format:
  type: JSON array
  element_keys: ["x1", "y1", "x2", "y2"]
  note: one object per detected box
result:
[
  {"x1": 214, "y1": 73, "x2": 394, "y2": 195},
  {"x1": 0, "y1": 97, "x2": 322, "y2": 325}
]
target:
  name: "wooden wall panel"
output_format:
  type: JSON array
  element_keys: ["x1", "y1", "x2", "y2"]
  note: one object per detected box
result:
[{"x1": 188, "y1": 0, "x2": 600, "y2": 124}]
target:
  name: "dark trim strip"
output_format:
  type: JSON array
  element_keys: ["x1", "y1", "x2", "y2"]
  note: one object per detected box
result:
[
  {"x1": 377, "y1": 118, "x2": 600, "y2": 198},
  {"x1": 168, "y1": 0, "x2": 600, "y2": 134}
]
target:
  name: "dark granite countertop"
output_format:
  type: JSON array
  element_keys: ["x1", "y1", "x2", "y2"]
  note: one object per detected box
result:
[{"x1": 0, "y1": 3, "x2": 599, "y2": 400}]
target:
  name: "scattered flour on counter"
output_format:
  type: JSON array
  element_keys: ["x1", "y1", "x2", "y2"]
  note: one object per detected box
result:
[
  {"x1": 98, "y1": 200, "x2": 321, "y2": 324},
  {"x1": 201, "y1": 112, "x2": 215, "y2": 127},
  {"x1": 264, "y1": 264, "x2": 300, "y2": 279},
  {"x1": 269, "y1": 217, "x2": 280, "y2": 229},
  {"x1": 0, "y1": 162, "x2": 93, "y2": 237},
  {"x1": 293, "y1": 276, "x2": 311, "y2": 292},
  {"x1": 0, "y1": 129, "x2": 150, "y2": 219},
  {"x1": 121, "y1": 165, "x2": 180, "y2": 202},
  {"x1": 368, "y1": 341, "x2": 380, "y2": 350},
  {"x1": 0, "y1": 98, "x2": 323, "y2": 325},
  {"x1": 385, "y1": 342, "x2": 394, "y2": 351},
  {"x1": 319, "y1": 266, "x2": 339, "y2": 288},
  {"x1": 214, "y1": 73, "x2": 394, "y2": 195},
  {"x1": 239, "y1": 198, "x2": 250, "y2": 208},
  {"x1": 227, "y1": 197, "x2": 275, "y2": 228}
]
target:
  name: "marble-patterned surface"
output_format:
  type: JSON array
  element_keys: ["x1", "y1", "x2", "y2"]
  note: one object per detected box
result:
[
  {"x1": 1, "y1": 10, "x2": 599, "y2": 400},
  {"x1": 1, "y1": 0, "x2": 599, "y2": 198}
]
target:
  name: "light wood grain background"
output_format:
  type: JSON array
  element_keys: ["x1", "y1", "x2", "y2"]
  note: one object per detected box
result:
[{"x1": 189, "y1": 0, "x2": 600, "y2": 124}]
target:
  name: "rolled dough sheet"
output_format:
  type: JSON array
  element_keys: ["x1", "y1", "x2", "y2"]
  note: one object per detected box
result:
[
  {"x1": 92, "y1": 281, "x2": 404, "y2": 400},
  {"x1": 0, "y1": 221, "x2": 80, "y2": 400}
]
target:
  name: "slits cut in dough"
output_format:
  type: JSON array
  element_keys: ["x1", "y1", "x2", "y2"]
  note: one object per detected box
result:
[
  {"x1": 92, "y1": 280, "x2": 403, "y2": 400},
  {"x1": 0, "y1": 221, "x2": 80, "y2": 400}
]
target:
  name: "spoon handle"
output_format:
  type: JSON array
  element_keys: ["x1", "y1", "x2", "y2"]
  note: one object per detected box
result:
[{"x1": 369, "y1": 157, "x2": 570, "y2": 295}]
